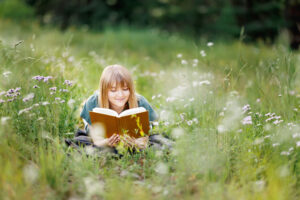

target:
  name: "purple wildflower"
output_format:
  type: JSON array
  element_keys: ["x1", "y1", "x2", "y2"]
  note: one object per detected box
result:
[
  {"x1": 32, "y1": 75, "x2": 44, "y2": 81},
  {"x1": 242, "y1": 116, "x2": 252, "y2": 125},
  {"x1": 15, "y1": 87, "x2": 21, "y2": 92},
  {"x1": 242, "y1": 104, "x2": 251, "y2": 113},
  {"x1": 0, "y1": 91, "x2": 5, "y2": 96},
  {"x1": 5, "y1": 93, "x2": 13, "y2": 97},
  {"x1": 0, "y1": 99, "x2": 5, "y2": 103},
  {"x1": 43, "y1": 76, "x2": 53, "y2": 83},
  {"x1": 33, "y1": 85, "x2": 39, "y2": 89},
  {"x1": 7, "y1": 89, "x2": 14, "y2": 94},
  {"x1": 59, "y1": 89, "x2": 69, "y2": 93},
  {"x1": 23, "y1": 93, "x2": 35, "y2": 102},
  {"x1": 49, "y1": 87, "x2": 57, "y2": 91},
  {"x1": 64, "y1": 80, "x2": 73, "y2": 87},
  {"x1": 60, "y1": 100, "x2": 65, "y2": 103}
]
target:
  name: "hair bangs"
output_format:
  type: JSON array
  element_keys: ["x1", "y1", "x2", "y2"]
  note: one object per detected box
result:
[{"x1": 108, "y1": 70, "x2": 129, "y2": 89}]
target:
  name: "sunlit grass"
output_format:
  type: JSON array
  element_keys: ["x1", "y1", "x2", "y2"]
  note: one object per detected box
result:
[{"x1": 0, "y1": 20, "x2": 299, "y2": 199}]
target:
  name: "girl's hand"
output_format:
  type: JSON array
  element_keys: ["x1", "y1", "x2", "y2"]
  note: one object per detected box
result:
[
  {"x1": 107, "y1": 134, "x2": 120, "y2": 147},
  {"x1": 121, "y1": 135, "x2": 136, "y2": 148},
  {"x1": 121, "y1": 135, "x2": 149, "y2": 150},
  {"x1": 134, "y1": 136, "x2": 149, "y2": 149}
]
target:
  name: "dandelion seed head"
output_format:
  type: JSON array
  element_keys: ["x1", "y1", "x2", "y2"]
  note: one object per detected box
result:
[
  {"x1": 90, "y1": 123, "x2": 105, "y2": 143},
  {"x1": 253, "y1": 138, "x2": 264, "y2": 145},
  {"x1": 152, "y1": 186, "x2": 162, "y2": 193},
  {"x1": 23, "y1": 163, "x2": 39, "y2": 184},
  {"x1": 155, "y1": 162, "x2": 168, "y2": 175},
  {"x1": 253, "y1": 180, "x2": 265, "y2": 192},
  {"x1": 83, "y1": 177, "x2": 104, "y2": 198},
  {"x1": 171, "y1": 128, "x2": 184, "y2": 139},
  {"x1": 160, "y1": 110, "x2": 172, "y2": 121},
  {"x1": 278, "y1": 165, "x2": 290, "y2": 177},
  {"x1": 67, "y1": 98, "x2": 75, "y2": 108}
]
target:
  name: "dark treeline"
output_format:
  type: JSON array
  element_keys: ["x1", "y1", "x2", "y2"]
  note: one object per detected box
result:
[{"x1": 2, "y1": 0, "x2": 300, "y2": 48}]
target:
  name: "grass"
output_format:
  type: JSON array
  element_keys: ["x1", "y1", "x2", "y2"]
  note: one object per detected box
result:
[{"x1": 0, "y1": 19, "x2": 299, "y2": 199}]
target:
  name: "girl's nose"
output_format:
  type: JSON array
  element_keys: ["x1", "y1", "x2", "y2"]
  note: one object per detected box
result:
[{"x1": 116, "y1": 89, "x2": 124, "y2": 97}]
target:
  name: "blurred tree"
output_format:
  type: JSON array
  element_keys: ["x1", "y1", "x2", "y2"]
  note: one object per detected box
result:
[
  {"x1": 233, "y1": 0, "x2": 286, "y2": 42},
  {"x1": 0, "y1": 0, "x2": 34, "y2": 20},
  {"x1": 19, "y1": 0, "x2": 293, "y2": 45},
  {"x1": 285, "y1": 0, "x2": 300, "y2": 49}
]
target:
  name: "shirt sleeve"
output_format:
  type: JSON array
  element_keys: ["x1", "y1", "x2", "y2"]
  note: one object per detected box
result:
[
  {"x1": 138, "y1": 95, "x2": 158, "y2": 121},
  {"x1": 80, "y1": 93, "x2": 98, "y2": 126}
]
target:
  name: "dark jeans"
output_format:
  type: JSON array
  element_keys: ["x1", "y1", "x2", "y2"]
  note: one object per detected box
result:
[{"x1": 65, "y1": 129, "x2": 174, "y2": 155}]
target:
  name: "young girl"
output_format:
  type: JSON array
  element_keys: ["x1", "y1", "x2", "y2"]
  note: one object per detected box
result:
[{"x1": 80, "y1": 64, "x2": 158, "y2": 149}]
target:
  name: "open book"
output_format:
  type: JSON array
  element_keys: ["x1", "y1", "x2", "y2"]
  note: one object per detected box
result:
[{"x1": 89, "y1": 107, "x2": 150, "y2": 138}]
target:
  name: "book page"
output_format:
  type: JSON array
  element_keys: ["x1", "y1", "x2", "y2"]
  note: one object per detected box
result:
[
  {"x1": 119, "y1": 107, "x2": 146, "y2": 117},
  {"x1": 92, "y1": 107, "x2": 118, "y2": 117}
]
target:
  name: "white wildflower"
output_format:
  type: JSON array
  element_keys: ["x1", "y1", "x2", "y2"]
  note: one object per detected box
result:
[
  {"x1": 207, "y1": 42, "x2": 214, "y2": 47},
  {"x1": 187, "y1": 120, "x2": 193, "y2": 126},
  {"x1": 1, "y1": 116, "x2": 11, "y2": 125},
  {"x1": 280, "y1": 151, "x2": 290, "y2": 156},
  {"x1": 166, "y1": 97, "x2": 176, "y2": 102},
  {"x1": 42, "y1": 101, "x2": 50, "y2": 106},
  {"x1": 181, "y1": 59, "x2": 188, "y2": 65},
  {"x1": 3, "y1": 71, "x2": 12, "y2": 77},
  {"x1": 200, "y1": 50, "x2": 206, "y2": 57},
  {"x1": 293, "y1": 133, "x2": 300, "y2": 138},
  {"x1": 272, "y1": 143, "x2": 280, "y2": 147}
]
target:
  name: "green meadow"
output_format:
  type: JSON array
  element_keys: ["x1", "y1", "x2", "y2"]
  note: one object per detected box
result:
[{"x1": 0, "y1": 20, "x2": 300, "y2": 199}]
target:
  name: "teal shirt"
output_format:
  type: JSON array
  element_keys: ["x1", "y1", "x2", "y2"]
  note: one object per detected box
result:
[{"x1": 80, "y1": 92, "x2": 158, "y2": 132}]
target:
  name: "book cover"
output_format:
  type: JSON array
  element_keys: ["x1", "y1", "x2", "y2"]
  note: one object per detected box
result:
[{"x1": 89, "y1": 107, "x2": 150, "y2": 138}]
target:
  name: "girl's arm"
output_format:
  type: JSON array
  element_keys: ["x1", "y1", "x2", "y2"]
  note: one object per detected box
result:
[{"x1": 93, "y1": 134, "x2": 120, "y2": 147}]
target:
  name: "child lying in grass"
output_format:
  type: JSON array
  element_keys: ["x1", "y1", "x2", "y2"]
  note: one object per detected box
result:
[{"x1": 80, "y1": 64, "x2": 158, "y2": 150}]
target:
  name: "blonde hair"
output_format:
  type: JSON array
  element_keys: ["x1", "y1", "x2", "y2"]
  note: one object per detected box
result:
[{"x1": 98, "y1": 64, "x2": 138, "y2": 109}]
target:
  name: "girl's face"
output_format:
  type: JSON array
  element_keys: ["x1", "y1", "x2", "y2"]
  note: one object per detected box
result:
[{"x1": 108, "y1": 83, "x2": 130, "y2": 110}]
